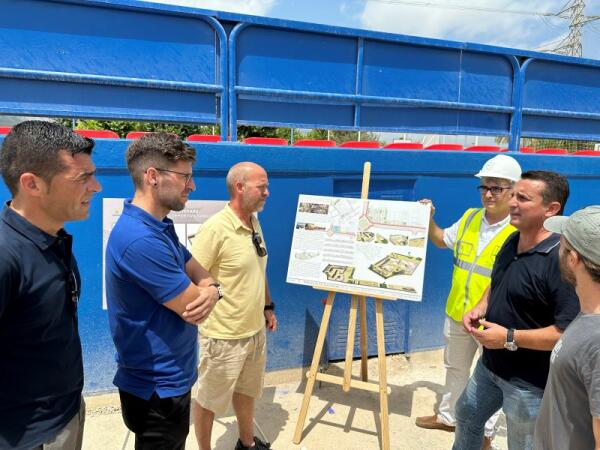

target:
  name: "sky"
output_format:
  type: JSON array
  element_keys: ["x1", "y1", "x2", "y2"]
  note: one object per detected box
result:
[{"x1": 145, "y1": 0, "x2": 600, "y2": 60}]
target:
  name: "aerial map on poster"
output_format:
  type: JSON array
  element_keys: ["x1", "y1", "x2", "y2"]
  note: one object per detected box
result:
[
  {"x1": 286, "y1": 195, "x2": 431, "y2": 301},
  {"x1": 102, "y1": 198, "x2": 227, "y2": 308}
]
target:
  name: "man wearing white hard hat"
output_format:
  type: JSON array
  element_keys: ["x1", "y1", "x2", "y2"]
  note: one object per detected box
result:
[
  {"x1": 455, "y1": 171, "x2": 579, "y2": 450},
  {"x1": 416, "y1": 154, "x2": 521, "y2": 448},
  {"x1": 534, "y1": 206, "x2": 600, "y2": 450}
]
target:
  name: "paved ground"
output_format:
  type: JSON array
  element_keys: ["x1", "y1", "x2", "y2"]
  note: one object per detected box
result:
[{"x1": 84, "y1": 349, "x2": 507, "y2": 450}]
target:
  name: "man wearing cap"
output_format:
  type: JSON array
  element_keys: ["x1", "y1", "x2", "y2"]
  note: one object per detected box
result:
[
  {"x1": 534, "y1": 206, "x2": 600, "y2": 450},
  {"x1": 454, "y1": 171, "x2": 580, "y2": 450},
  {"x1": 416, "y1": 154, "x2": 521, "y2": 447}
]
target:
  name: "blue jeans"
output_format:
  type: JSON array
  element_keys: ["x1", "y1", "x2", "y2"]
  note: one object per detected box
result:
[{"x1": 452, "y1": 358, "x2": 544, "y2": 450}]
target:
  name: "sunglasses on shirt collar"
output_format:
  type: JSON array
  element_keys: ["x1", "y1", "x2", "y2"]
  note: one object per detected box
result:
[{"x1": 251, "y1": 231, "x2": 267, "y2": 257}]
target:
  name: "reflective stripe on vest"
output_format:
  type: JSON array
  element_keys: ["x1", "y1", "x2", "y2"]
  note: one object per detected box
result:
[
  {"x1": 452, "y1": 257, "x2": 493, "y2": 278},
  {"x1": 445, "y1": 208, "x2": 515, "y2": 322}
]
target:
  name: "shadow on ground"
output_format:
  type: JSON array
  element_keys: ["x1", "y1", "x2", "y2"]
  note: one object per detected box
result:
[{"x1": 212, "y1": 387, "x2": 289, "y2": 449}]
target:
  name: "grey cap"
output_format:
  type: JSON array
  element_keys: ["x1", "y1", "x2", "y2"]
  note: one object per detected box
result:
[{"x1": 544, "y1": 205, "x2": 600, "y2": 265}]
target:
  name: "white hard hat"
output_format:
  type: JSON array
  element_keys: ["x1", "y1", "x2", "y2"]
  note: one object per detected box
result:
[{"x1": 475, "y1": 154, "x2": 521, "y2": 182}]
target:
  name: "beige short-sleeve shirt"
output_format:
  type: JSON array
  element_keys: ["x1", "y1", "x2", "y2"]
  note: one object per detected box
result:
[{"x1": 192, "y1": 205, "x2": 267, "y2": 339}]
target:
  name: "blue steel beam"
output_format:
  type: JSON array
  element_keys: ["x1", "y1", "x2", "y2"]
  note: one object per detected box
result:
[
  {"x1": 0, "y1": 0, "x2": 228, "y2": 135},
  {"x1": 354, "y1": 38, "x2": 365, "y2": 128}
]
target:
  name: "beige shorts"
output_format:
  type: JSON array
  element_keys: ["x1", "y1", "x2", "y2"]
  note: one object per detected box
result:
[{"x1": 196, "y1": 329, "x2": 266, "y2": 416}]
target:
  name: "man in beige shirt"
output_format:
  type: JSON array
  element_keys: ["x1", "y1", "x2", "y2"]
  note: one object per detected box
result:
[{"x1": 192, "y1": 162, "x2": 277, "y2": 450}]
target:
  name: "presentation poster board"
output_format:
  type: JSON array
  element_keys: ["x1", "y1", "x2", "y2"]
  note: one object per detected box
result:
[
  {"x1": 286, "y1": 195, "x2": 430, "y2": 301},
  {"x1": 102, "y1": 198, "x2": 227, "y2": 308}
]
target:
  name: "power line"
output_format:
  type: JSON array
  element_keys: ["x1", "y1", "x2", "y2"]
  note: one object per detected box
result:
[
  {"x1": 365, "y1": 0, "x2": 599, "y2": 57},
  {"x1": 365, "y1": 0, "x2": 559, "y2": 17},
  {"x1": 548, "y1": 0, "x2": 599, "y2": 57}
]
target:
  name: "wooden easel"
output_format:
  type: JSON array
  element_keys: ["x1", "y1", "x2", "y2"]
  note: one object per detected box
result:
[{"x1": 293, "y1": 162, "x2": 393, "y2": 450}]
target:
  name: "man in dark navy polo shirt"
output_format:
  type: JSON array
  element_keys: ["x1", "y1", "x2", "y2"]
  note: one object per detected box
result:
[
  {"x1": 0, "y1": 121, "x2": 101, "y2": 450},
  {"x1": 105, "y1": 133, "x2": 221, "y2": 449},
  {"x1": 452, "y1": 171, "x2": 580, "y2": 450}
]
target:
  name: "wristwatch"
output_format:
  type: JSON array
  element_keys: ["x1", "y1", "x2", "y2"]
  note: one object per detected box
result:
[
  {"x1": 504, "y1": 328, "x2": 518, "y2": 351},
  {"x1": 209, "y1": 283, "x2": 224, "y2": 300},
  {"x1": 264, "y1": 302, "x2": 275, "y2": 311}
]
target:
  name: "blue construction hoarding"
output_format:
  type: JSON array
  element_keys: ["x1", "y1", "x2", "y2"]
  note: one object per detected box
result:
[{"x1": 0, "y1": 0, "x2": 599, "y2": 393}]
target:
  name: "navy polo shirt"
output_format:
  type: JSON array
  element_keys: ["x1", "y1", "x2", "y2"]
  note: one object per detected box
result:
[
  {"x1": 0, "y1": 205, "x2": 83, "y2": 449},
  {"x1": 105, "y1": 200, "x2": 197, "y2": 400},
  {"x1": 483, "y1": 232, "x2": 580, "y2": 390}
]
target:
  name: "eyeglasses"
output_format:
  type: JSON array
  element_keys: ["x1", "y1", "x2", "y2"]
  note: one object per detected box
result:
[
  {"x1": 477, "y1": 185, "x2": 511, "y2": 196},
  {"x1": 251, "y1": 231, "x2": 267, "y2": 257},
  {"x1": 69, "y1": 270, "x2": 80, "y2": 315},
  {"x1": 156, "y1": 168, "x2": 193, "y2": 185}
]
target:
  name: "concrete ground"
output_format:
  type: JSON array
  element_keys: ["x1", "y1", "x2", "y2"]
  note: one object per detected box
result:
[{"x1": 84, "y1": 349, "x2": 507, "y2": 450}]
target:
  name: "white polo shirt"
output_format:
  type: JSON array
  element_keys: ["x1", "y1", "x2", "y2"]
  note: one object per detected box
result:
[{"x1": 443, "y1": 212, "x2": 511, "y2": 256}]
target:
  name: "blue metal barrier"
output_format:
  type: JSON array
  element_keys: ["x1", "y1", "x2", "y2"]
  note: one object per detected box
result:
[
  {"x1": 0, "y1": 0, "x2": 228, "y2": 139},
  {"x1": 1, "y1": 0, "x2": 600, "y2": 393},
  {"x1": 1, "y1": 0, "x2": 598, "y2": 145},
  {"x1": 2, "y1": 136, "x2": 600, "y2": 393}
]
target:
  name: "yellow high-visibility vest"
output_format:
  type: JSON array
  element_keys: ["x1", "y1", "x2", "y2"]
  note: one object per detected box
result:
[{"x1": 445, "y1": 208, "x2": 516, "y2": 322}]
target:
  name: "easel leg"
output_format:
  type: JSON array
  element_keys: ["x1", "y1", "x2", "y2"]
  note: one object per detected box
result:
[
  {"x1": 359, "y1": 296, "x2": 368, "y2": 381},
  {"x1": 293, "y1": 292, "x2": 335, "y2": 444},
  {"x1": 343, "y1": 295, "x2": 359, "y2": 392},
  {"x1": 375, "y1": 299, "x2": 390, "y2": 450}
]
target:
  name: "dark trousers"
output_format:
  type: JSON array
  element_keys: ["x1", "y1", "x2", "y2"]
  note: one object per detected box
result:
[{"x1": 119, "y1": 389, "x2": 191, "y2": 450}]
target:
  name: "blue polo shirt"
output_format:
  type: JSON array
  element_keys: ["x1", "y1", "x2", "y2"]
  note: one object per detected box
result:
[
  {"x1": 105, "y1": 200, "x2": 197, "y2": 400},
  {"x1": 0, "y1": 205, "x2": 83, "y2": 450}
]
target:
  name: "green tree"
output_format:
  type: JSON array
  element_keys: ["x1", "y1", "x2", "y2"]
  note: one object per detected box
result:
[
  {"x1": 58, "y1": 119, "x2": 382, "y2": 144},
  {"x1": 236, "y1": 126, "x2": 294, "y2": 141},
  {"x1": 65, "y1": 119, "x2": 218, "y2": 138}
]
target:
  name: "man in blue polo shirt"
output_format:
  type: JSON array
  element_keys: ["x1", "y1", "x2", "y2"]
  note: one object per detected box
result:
[
  {"x1": 105, "y1": 132, "x2": 221, "y2": 449},
  {"x1": 0, "y1": 121, "x2": 101, "y2": 449}
]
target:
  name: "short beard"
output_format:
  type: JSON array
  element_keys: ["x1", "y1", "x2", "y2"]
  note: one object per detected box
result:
[
  {"x1": 241, "y1": 196, "x2": 263, "y2": 214},
  {"x1": 559, "y1": 253, "x2": 577, "y2": 287},
  {"x1": 159, "y1": 194, "x2": 186, "y2": 213}
]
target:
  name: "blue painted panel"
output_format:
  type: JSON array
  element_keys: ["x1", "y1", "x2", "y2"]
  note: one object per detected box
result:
[
  {"x1": 457, "y1": 110, "x2": 511, "y2": 135},
  {"x1": 523, "y1": 60, "x2": 600, "y2": 113},
  {"x1": 0, "y1": 78, "x2": 218, "y2": 123},
  {"x1": 522, "y1": 115, "x2": 600, "y2": 141},
  {"x1": 237, "y1": 98, "x2": 355, "y2": 128},
  {"x1": 0, "y1": 0, "x2": 226, "y2": 128},
  {"x1": 361, "y1": 106, "x2": 458, "y2": 132},
  {"x1": 236, "y1": 26, "x2": 357, "y2": 94},
  {"x1": 521, "y1": 59, "x2": 600, "y2": 140},
  {"x1": 459, "y1": 52, "x2": 513, "y2": 106},
  {"x1": 362, "y1": 41, "x2": 460, "y2": 101},
  {"x1": 0, "y1": 0, "x2": 217, "y2": 83},
  {"x1": 230, "y1": 19, "x2": 522, "y2": 136},
  {"x1": 361, "y1": 107, "x2": 510, "y2": 135}
]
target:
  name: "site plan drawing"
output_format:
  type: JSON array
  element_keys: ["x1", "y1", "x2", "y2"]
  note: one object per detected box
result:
[
  {"x1": 287, "y1": 195, "x2": 431, "y2": 301},
  {"x1": 102, "y1": 198, "x2": 227, "y2": 308}
]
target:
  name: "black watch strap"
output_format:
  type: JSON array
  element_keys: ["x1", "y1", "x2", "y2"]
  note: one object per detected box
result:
[
  {"x1": 264, "y1": 302, "x2": 275, "y2": 311},
  {"x1": 507, "y1": 328, "x2": 515, "y2": 343}
]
